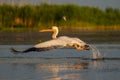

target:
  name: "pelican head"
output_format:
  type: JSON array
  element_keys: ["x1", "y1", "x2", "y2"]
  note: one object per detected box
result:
[{"x1": 40, "y1": 26, "x2": 59, "y2": 39}]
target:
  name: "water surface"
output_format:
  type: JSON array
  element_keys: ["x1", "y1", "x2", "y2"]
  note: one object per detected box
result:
[
  {"x1": 0, "y1": 44, "x2": 120, "y2": 80},
  {"x1": 0, "y1": 31, "x2": 120, "y2": 80}
]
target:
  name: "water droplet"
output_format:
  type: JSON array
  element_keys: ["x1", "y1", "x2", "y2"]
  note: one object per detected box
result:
[{"x1": 89, "y1": 45, "x2": 102, "y2": 59}]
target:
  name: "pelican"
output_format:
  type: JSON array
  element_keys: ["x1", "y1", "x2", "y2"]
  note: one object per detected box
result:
[{"x1": 11, "y1": 26, "x2": 90, "y2": 53}]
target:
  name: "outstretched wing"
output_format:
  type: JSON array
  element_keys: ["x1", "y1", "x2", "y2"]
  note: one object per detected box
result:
[
  {"x1": 11, "y1": 36, "x2": 89, "y2": 54},
  {"x1": 11, "y1": 45, "x2": 64, "y2": 54},
  {"x1": 11, "y1": 38, "x2": 67, "y2": 54}
]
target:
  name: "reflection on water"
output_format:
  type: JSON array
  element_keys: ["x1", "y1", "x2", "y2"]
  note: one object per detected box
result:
[
  {"x1": 0, "y1": 44, "x2": 120, "y2": 80},
  {"x1": 35, "y1": 62, "x2": 88, "y2": 73},
  {"x1": 0, "y1": 62, "x2": 89, "y2": 80},
  {"x1": 35, "y1": 62, "x2": 88, "y2": 80},
  {"x1": 0, "y1": 58, "x2": 119, "y2": 80}
]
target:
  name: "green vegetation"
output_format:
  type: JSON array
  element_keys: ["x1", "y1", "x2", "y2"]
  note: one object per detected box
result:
[{"x1": 0, "y1": 3, "x2": 120, "y2": 31}]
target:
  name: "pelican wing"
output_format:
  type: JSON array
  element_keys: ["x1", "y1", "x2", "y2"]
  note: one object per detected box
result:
[
  {"x1": 11, "y1": 36, "x2": 88, "y2": 54},
  {"x1": 35, "y1": 36, "x2": 86, "y2": 48},
  {"x1": 34, "y1": 38, "x2": 67, "y2": 48},
  {"x1": 11, "y1": 37, "x2": 67, "y2": 54},
  {"x1": 11, "y1": 45, "x2": 63, "y2": 54}
]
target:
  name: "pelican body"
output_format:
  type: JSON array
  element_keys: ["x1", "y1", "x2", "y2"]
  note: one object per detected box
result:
[{"x1": 11, "y1": 26, "x2": 90, "y2": 53}]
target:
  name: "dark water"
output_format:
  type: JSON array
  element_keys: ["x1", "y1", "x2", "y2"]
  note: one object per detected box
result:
[
  {"x1": 0, "y1": 31, "x2": 120, "y2": 80},
  {"x1": 0, "y1": 30, "x2": 120, "y2": 44}
]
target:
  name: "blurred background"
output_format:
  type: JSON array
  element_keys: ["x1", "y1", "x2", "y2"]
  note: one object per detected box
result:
[
  {"x1": 0, "y1": 1, "x2": 120, "y2": 80},
  {"x1": 0, "y1": 0, "x2": 120, "y2": 45}
]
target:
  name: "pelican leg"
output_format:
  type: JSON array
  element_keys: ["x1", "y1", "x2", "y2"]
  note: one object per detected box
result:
[
  {"x1": 73, "y1": 44, "x2": 90, "y2": 50},
  {"x1": 66, "y1": 43, "x2": 89, "y2": 50}
]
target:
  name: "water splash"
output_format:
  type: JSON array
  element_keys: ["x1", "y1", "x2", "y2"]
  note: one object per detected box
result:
[{"x1": 89, "y1": 45, "x2": 103, "y2": 60}]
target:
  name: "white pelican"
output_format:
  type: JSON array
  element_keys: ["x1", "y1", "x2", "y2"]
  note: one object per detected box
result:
[{"x1": 11, "y1": 26, "x2": 90, "y2": 53}]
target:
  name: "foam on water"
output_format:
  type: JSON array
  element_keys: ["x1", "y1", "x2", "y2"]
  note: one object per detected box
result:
[{"x1": 89, "y1": 45, "x2": 103, "y2": 59}]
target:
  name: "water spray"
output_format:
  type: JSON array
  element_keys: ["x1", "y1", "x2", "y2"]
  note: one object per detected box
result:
[{"x1": 89, "y1": 45, "x2": 103, "y2": 60}]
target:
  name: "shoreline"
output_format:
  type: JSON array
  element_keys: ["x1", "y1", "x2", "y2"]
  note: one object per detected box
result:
[
  {"x1": 59, "y1": 26, "x2": 120, "y2": 31},
  {"x1": 0, "y1": 26, "x2": 120, "y2": 32}
]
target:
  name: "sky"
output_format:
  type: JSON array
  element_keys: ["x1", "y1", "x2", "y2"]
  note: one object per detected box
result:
[{"x1": 0, "y1": 0, "x2": 120, "y2": 9}]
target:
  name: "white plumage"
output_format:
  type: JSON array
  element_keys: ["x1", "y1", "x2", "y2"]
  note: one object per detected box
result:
[
  {"x1": 11, "y1": 26, "x2": 90, "y2": 53},
  {"x1": 34, "y1": 36, "x2": 86, "y2": 48}
]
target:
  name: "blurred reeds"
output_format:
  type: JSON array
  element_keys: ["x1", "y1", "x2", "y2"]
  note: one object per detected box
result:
[{"x1": 0, "y1": 3, "x2": 120, "y2": 31}]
